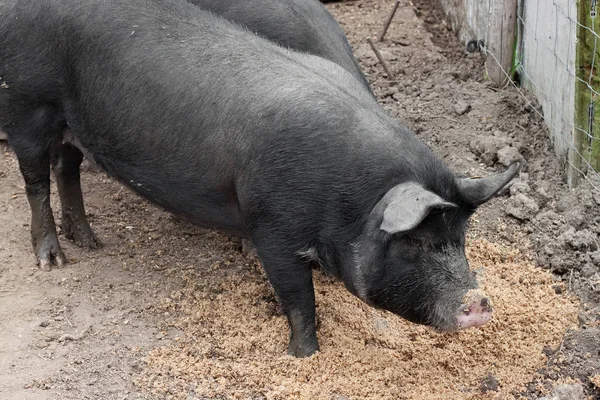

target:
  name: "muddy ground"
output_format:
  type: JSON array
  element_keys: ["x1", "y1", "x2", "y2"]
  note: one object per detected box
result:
[{"x1": 1, "y1": 0, "x2": 599, "y2": 399}]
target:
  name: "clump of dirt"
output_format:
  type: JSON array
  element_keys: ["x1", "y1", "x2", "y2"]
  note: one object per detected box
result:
[
  {"x1": 134, "y1": 240, "x2": 578, "y2": 399},
  {"x1": 523, "y1": 327, "x2": 600, "y2": 398}
]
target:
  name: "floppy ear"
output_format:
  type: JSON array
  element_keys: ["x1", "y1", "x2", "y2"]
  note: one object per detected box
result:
[
  {"x1": 376, "y1": 182, "x2": 457, "y2": 234},
  {"x1": 457, "y1": 162, "x2": 520, "y2": 206}
]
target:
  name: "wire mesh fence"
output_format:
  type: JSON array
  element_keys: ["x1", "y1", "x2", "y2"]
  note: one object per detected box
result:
[
  {"x1": 483, "y1": 0, "x2": 600, "y2": 190},
  {"x1": 415, "y1": 0, "x2": 600, "y2": 190}
]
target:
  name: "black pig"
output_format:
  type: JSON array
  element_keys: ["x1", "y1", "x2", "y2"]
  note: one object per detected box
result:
[
  {"x1": 0, "y1": 0, "x2": 519, "y2": 357},
  {"x1": 188, "y1": 0, "x2": 372, "y2": 92}
]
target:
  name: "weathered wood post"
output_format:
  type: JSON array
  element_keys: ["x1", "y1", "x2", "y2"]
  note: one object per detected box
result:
[
  {"x1": 485, "y1": 0, "x2": 518, "y2": 87},
  {"x1": 572, "y1": 0, "x2": 600, "y2": 186}
]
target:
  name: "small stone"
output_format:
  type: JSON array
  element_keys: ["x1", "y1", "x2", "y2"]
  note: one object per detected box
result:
[
  {"x1": 454, "y1": 101, "x2": 472, "y2": 116},
  {"x1": 332, "y1": 395, "x2": 350, "y2": 400},
  {"x1": 591, "y1": 251, "x2": 600, "y2": 266},
  {"x1": 535, "y1": 185, "x2": 551, "y2": 199},
  {"x1": 86, "y1": 378, "x2": 98, "y2": 386},
  {"x1": 578, "y1": 312, "x2": 589, "y2": 326},
  {"x1": 481, "y1": 152, "x2": 496, "y2": 167},
  {"x1": 372, "y1": 314, "x2": 389, "y2": 333},
  {"x1": 497, "y1": 146, "x2": 524, "y2": 167},
  {"x1": 518, "y1": 115, "x2": 529, "y2": 127},
  {"x1": 539, "y1": 383, "x2": 585, "y2": 400},
  {"x1": 505, "y1": 194, "x2": 539, "y2": 221},
  {"x1": 480, "y1": 373, "x2": 499, "y2": 393},
  {"x1": 383, "y1": 87, "x2": 401, "y2": 98},
  {"x1": 552, "y1": 284, "x2": 563, "y2": 295},
  {"x1": 580, "y1": 263, "x2": 597, "y2": 278},
  {"x1": 558, "y1": 225, "x2": 577, "y2": 239},
  {"x1": 39, "y1": 320, "x2": 50, "y2": 328},
  {"x1": 378, "y1": 81, "x2": 397, "y2": 88},
  {"x1": 590, "y1": 273, "x2": 600, "y2": 292},
  {"x1": 509, "y1": 179, "x2": 530, "y2": 196},
  {"x1": 542, "y1": 345, "x2": 554, "y2": 356},
  {"x1": 469, "y1": 136, "x2": 509, "y2": 166},
  {"x1": 379, "y1": 50, "x2": 398, "y2": 62}
]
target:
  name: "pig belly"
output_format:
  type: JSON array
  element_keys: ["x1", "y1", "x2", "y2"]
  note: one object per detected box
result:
[{"x1": 96, "y1": 156, "x2": 246, "y2": 237}]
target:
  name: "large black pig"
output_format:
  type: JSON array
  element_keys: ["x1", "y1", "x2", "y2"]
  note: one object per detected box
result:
[
  {"x1": 0, "y1": 1, "x2": 368, "y2": 147},
  {"x1": 0, "y1": 0, "x2": 519, "y2": 357},
  {"x1": 188, "y1": 0, "x2": 372, "y2": 93}
]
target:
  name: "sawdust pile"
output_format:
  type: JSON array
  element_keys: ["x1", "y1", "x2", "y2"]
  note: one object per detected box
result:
[{"x1": 135, "y1": 239, "x2": 578, "y2": 399}]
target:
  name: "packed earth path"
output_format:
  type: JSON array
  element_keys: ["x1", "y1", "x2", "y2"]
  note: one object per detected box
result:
[{"x1": 1, "y1": 0, "x2": 599, "y2": 399}]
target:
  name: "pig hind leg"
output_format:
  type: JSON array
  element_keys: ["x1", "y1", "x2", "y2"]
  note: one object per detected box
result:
[
  {"x1": 52, "y1": 142, "x2": 101, "y2": 249},
  {"x1": 7, "y1": 106, "x2": 67, "y2": 270}
]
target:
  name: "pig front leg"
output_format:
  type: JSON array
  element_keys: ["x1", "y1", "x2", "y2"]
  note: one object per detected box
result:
[{"x1": 258, "y1": 250, "x2": 319, "y2": 357}]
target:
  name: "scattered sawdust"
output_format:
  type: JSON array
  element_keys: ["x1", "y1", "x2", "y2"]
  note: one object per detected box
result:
[{"x1": 134, "y1": 239, "x2": 578, "y2": 399}]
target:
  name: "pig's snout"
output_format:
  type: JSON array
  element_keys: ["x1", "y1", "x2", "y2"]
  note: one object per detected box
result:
[{"x1": 456, "y1": 291, "x2": 492, "y2": 329}]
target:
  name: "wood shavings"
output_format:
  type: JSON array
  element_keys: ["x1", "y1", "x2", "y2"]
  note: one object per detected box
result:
[{"x1": 134, "y1": 239, "x2": 578, "y2": 399}]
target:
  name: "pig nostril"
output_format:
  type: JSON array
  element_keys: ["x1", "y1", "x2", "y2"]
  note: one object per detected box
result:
[{"x1": 480, "y1": 298, "x2": 490, "y2": 308}]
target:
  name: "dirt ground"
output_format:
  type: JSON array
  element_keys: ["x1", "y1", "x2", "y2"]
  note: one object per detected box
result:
[{"x1": 1, "y1": 0, "x2": 599, "y2": 399}]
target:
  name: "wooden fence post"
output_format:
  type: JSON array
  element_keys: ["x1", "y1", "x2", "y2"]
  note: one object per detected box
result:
[
  {"x1": 571, "y1": 0, "x2": 600, "y2": 186},
  {"x1": 485, "y1": 0, "x2": 518, "y2": 87}
]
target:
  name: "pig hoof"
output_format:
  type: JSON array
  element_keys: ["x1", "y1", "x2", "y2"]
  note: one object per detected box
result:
[
  {"x1": 37, "y1": 251, "x2": 66, "y2": 271},
  {"x1": 72, "y1": 231, "x2": 102, "y2": 250},
  {"x1": 287, "y1": 337, "x2": 319, "y2": 358},
  {"x1": 34, "y1": 234, "x2": 67, "y2": 271},
  {"x1": 63, "y1": 223, "x2": 102, "y2": 249}
]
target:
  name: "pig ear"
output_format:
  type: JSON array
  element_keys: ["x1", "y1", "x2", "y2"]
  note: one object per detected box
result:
[
  {"x1": 457, "y1": 162, "x2": 521, "y2": 206},
  {"x1": 379, "y1": 182, "x2": 457, "y2": 234}
]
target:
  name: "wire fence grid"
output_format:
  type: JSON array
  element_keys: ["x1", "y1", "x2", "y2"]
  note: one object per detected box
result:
[{"x1": 482, "y1": 0, "x2": 600, "y2": 191}]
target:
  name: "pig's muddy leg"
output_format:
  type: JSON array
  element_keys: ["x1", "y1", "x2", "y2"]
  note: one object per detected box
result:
[
  {"x1": 52, "y1": 142, "x2": 101, "y2": 249},
  {"x1": 8, "y1": 108, "x2": 67, "y2": 270},
  {"x1": 258, "y1": 250, "x2": 319, "y2": 357}
]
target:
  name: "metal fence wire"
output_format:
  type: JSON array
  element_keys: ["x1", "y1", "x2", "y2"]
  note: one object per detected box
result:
[{"x1": 477, "y1": 0, "x2": 600, "y2": 191}]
